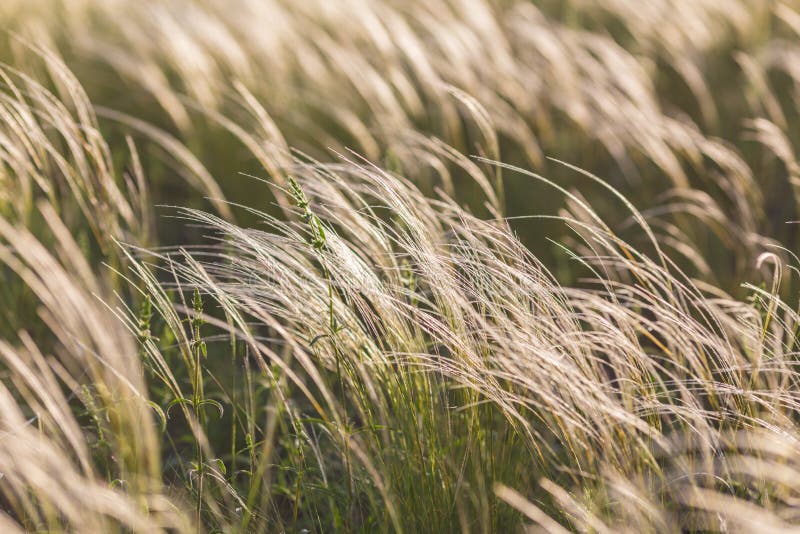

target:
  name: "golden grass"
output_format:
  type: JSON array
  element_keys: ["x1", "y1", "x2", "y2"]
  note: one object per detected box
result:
[{"x1": 0, "y1": 1, "x2": 800, "y2": 532}]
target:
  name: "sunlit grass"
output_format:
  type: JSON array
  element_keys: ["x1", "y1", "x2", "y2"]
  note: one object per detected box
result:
[{"x1": 0, "y1": 1, "x2": 800, "y2": 532}]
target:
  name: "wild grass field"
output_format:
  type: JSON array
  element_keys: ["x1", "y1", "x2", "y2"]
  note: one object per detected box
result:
[{"x1": 2, "y1": 0, "x2": 800, "y2": 532}]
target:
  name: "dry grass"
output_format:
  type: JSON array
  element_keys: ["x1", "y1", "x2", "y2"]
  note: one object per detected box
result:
[{"x1": 0, "y1": 1, "x2": 800, "y2": 532}]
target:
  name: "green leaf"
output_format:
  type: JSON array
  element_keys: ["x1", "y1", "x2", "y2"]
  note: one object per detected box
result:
[
  {"x1": 210, "y1": 458, "x2": 227, "y2": 475},
  {"x1": 147, "y1": 401, "x2": 168, "y2": 431},
  {"x1": 197, "y1": 398, "x2": 224, "y2": 418},
  {"x1": 166, "y1": 397, "x2": 192, "y2": 418}
]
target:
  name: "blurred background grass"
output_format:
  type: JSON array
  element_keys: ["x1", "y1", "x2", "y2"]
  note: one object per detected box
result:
[{"x1": 1, "y1": 0, "x2": 796, "y2": 296}]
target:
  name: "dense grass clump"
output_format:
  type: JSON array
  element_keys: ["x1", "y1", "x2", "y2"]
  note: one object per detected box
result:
[{"x1": 2, "y1": 1, "x2": 800, "y2": 532}]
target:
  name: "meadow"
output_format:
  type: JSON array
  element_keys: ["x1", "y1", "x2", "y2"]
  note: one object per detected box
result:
[{"x1": 1, "y1": 1, "x2": 800, "y2": 532}]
